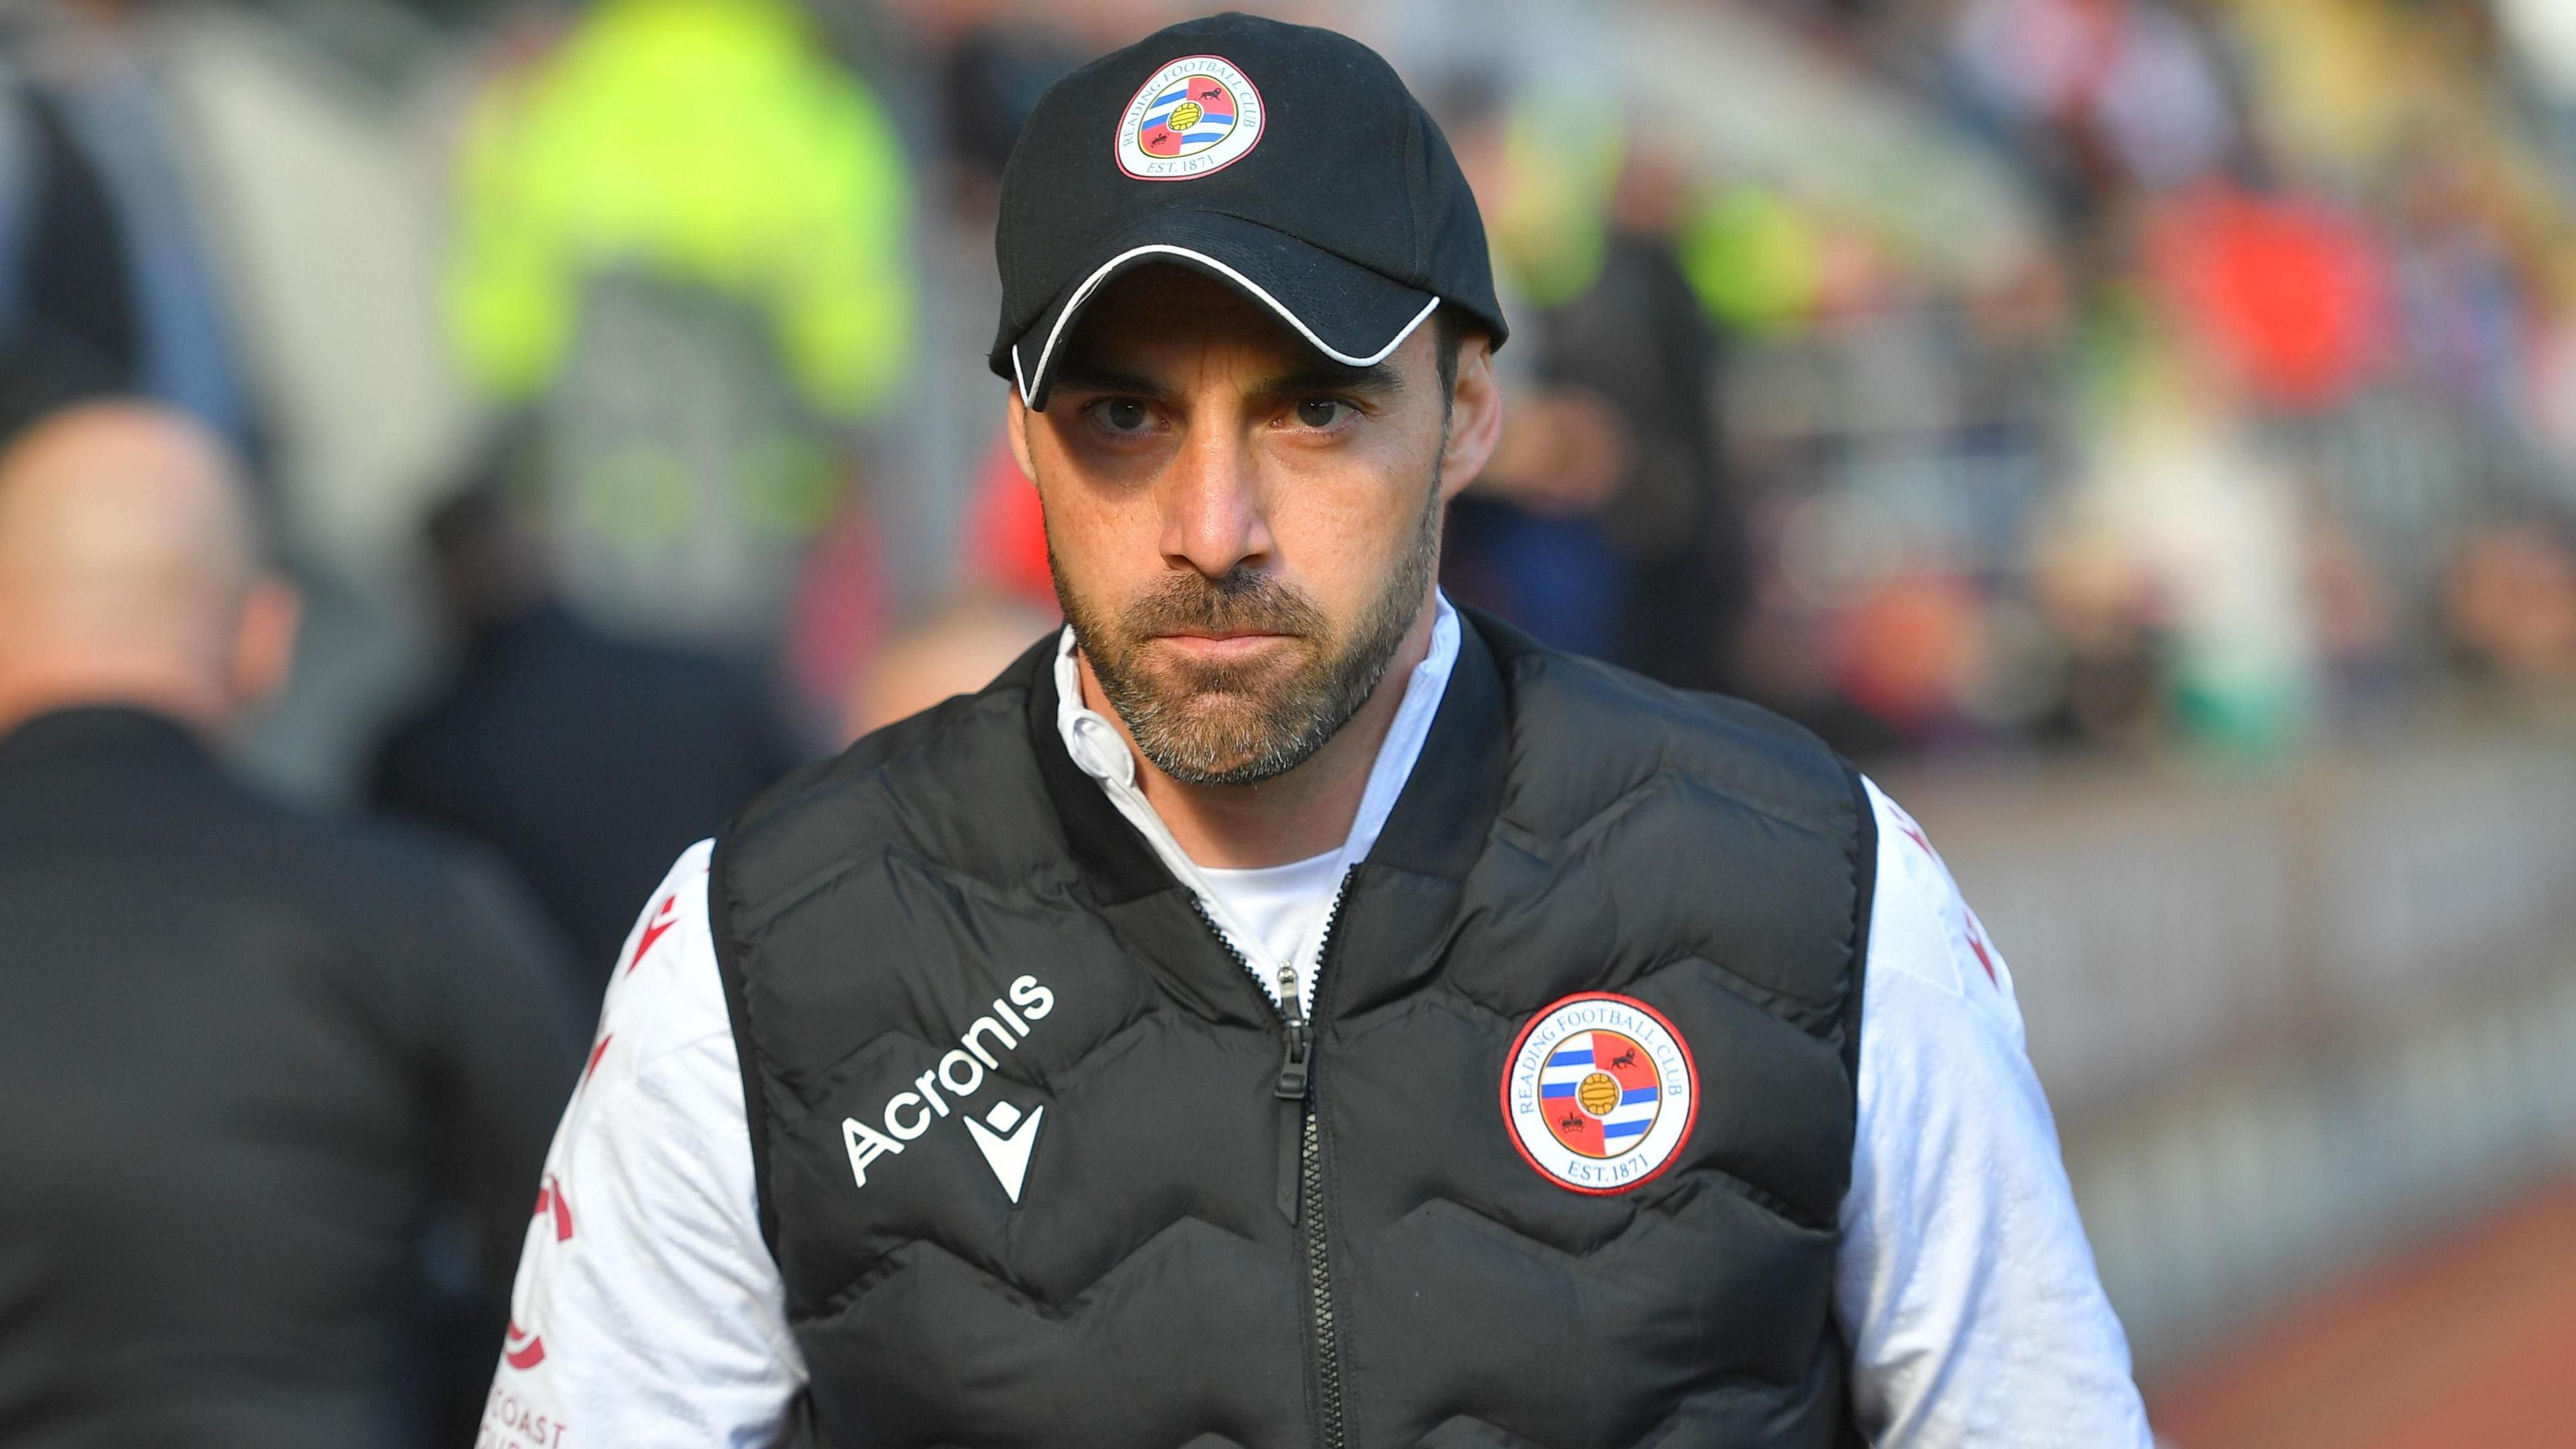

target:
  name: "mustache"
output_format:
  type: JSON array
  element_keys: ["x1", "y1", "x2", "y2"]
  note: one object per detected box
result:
[{"x1": 1120, "y1": 570, "x2": 1328, "y2": 640}]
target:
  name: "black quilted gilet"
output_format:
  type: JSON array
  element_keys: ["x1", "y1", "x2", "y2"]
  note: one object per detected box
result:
[{"x1": 710, "y1": 610, "x2": 1874, "y2": 1448}]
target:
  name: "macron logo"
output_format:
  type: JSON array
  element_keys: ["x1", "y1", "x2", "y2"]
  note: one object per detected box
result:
[{"x1": 963, "y1": 1101, "x2": 1044, "y2": 1203}]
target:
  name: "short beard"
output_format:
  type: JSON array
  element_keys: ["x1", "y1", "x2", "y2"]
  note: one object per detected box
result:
[{"x1": 1054, "y1": 478, "x2": 1442, "y2": 787}]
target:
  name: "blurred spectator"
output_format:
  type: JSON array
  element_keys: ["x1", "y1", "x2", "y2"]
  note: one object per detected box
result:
[
  {"x1": 1587, "y1": 144, "x2": 1758, "y2": 690},
  {"x1": 444, "y1": 0, "x2": 914, "y2": 674},
  {"x1": 841, "y1": 588, "x2": 1053, "y2": 741},
  {"x1": 2385, "y1": 126, "x2": 2531, "y2": 421},
  {"x1": 1435, "y1": 76, "x2": 1635, "y2": 661},
  {"x1": 2145, "y1": 184, "x2": 2391, "y2": 413},
  {"x1": 2442, "y1": 519, "x2": 2576, "y2": 688},
  {"x1": 1445, "y1": 374, "x2": 1632, "y2": 661},
  {"x1": 0, "y1": 0, "x2": 259, "y2": 457},
  {"x1": 1949, "y1": 0, "x2": 2236, "y2": 205},
  {"x1": 370, "y1": 456, "x2": 807, "y2": 987},
  {"x1": 1437, "y1": 85, "x2": 1746, "y2": 686},
  {"x1": 1678, "y1": 182, "x2": 1827, "y2": 339},
  {"x1": 2048, "y1": 332, "x2": 2321, "y2": 755},
  {"x1": 1502, "y1": 220, "x2": 1751, "y2": 688},
  {"x1": 0, "y1": 401, "x2": 580, "y2": 1446}
]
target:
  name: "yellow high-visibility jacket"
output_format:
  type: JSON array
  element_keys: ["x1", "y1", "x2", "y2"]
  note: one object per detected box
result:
[{"x1": 448, "y1": 0, "x2": 914, "y2": 419}]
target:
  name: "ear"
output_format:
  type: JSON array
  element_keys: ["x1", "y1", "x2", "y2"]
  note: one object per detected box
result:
[
  {"x1": 1438, "y1": 335, "x2": 1503, "y2": 502},
  {"x1": 1005, "y1": 388, "x2": 1038, "y2": 486},
  {"x1": 227, "y1": 576, "x2": 301, "y2": 710}
]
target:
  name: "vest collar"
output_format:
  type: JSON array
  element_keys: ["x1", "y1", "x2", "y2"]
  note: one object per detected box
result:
[{"x1": 1361, "y1": 609, "x2": 1507, "y2": 885}]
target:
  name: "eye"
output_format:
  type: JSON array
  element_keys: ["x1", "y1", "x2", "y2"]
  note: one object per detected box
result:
[
  {"x1": 1291, "y1": 398, "x2": 1354, "y2": 429},
  {"x1": 1087, "y1": 398, "x2": 1155, "y2": 435}
]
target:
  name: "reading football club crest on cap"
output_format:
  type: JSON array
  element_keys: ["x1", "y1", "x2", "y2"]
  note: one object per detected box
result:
[
  {"x1": 1115, "y1": 56, "x2": 1265, "y2": 180},
  {"x1": 989, "y1": 13, "x2": 1507, "y2": 409},
  {"x1": 1503, "y1": 993, "x2": 1699, "y2": 1195}
]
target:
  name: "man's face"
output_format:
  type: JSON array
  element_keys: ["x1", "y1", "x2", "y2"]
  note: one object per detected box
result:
[{"x1": 1010, "y1": 267, "x2": 1481, "y2": 786}]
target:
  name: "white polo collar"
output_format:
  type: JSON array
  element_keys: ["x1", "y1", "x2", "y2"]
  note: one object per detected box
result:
[{"x1": 1051, "y1": 592, "x2": 1462, "y2": 996}]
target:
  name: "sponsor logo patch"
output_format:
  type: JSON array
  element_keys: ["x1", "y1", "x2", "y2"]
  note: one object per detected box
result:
[
  {"x1": 1501, "y1": 992, "x2": 1698, "y2": 1194},
  {"x1": 1115, "y1": 55, "x2": 1265, "y2": 180}
]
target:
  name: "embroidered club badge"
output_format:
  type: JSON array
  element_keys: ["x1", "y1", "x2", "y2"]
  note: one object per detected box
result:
[
  {"x1": 1502, "y1": 992, "x2": 1699, "y2": 1194},
  {"x1": 1114, "y1": 56, "x2": 1265, "y2": 180}
]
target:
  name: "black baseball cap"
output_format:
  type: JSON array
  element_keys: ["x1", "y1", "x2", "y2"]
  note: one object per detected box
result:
[{"x1": 989, "y1": 12, "x2": 1508, "y2": 410}]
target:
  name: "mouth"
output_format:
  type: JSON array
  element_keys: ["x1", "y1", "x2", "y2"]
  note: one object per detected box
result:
[{"x1": 1148, "y1": 630, "x2": 1297, "y2": 663}]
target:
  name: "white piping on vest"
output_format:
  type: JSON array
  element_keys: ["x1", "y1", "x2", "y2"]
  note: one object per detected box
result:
[{"x1": 1012, "y1": 244, "x2": 1442, "y2": 407}]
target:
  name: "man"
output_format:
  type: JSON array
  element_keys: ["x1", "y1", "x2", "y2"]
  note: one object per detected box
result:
[
  {"x1": 372, "y1": 466, "x2": 806, "y2": 989},
  {"x1": 0, "y1": 402, "x2": 582, "y2": 1446},
  {"x1": 447, "y1": 0, "x2": 914, "y2": 654},
  {"x1": 0, "y1": 1, "x2": 259, "y2": 455},
  {"x1": 488, "y1": 15, "x2": 2153, "y2": 1447}
]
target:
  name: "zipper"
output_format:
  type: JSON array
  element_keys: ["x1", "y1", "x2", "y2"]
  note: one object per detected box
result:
[{"x1": 1192, "y1": 877, "x2": 1351, "y2": 1449}]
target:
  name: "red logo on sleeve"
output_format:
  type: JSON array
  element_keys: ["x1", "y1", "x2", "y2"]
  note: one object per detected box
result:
[{"x1": 628, "y1": 894, "x2": 682, "y2": 974}]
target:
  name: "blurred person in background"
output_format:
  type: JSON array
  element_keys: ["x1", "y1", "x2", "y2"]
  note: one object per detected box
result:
[
  {"x1": 0, "y1": 401, "x2": 583, "y2": 1446},
  {"x1": 370, "y1": 447, "x2": 808, "y2": 992},
  {"x1": 839, "y1": 587, "x2": 1055, "y2": 741},
  {"x1": 2442, "y1": 515, "x2": 2576, "y2": 689},
  {"x1": 1433, "y1": 73, "x2": 1637, "y2": 663},
  {"x1": 0, "y1": 0, "x2": 259, "y2": 459},
  {"x1": 1431, "y1": 78, "x2": 1752, "y2": 691},
  {"x1": 1568, "y1": 140, "x2": 1756, "y2": 692},
  {"x1": 445, "y1": 0, "x2": 915, "y2": 708}
]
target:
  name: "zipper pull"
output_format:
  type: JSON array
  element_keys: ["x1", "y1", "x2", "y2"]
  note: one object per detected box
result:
[{"x1": 1274, "y1": 966, "x2": 1313, "y2": 1101}]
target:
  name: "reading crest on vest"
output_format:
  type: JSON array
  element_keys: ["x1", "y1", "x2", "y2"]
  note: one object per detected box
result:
[{"x1": 1503, "y1": 992, "x2": 1699, "y2": 1194}]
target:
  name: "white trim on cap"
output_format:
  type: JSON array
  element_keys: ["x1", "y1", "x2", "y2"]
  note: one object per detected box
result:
[{"x1": 1011, "y1": 244, "x2": 1442, "y2": 407}]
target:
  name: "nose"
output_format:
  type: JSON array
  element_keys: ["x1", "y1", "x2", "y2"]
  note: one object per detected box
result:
[{"x1": 1159, "y1": 423, "x2": 1274, "y2": 580}]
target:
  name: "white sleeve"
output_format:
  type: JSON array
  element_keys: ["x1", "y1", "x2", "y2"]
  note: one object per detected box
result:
[
  {"x1": 1835, "y1": 780, "x2": 2155, "y2": 1448},
  {"x1": 478, "y1": 841, "x2": 806, "y2": 1449}
]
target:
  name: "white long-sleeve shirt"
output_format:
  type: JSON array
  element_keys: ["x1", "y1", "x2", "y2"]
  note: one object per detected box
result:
[{"x1": 478, "y1": 598, "x2": 2153, "y2": 1448}]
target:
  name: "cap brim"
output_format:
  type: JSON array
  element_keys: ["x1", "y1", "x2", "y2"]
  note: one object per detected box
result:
[{"x1": 1007, "y1": 211, "x2": 1441, "y2": 411}]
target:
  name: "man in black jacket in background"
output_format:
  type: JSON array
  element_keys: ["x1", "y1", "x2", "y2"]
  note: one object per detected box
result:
[
  {"x1": 372, "y1": 468, "x2": 805, "y2": 990},
  {"x1": 0, "y1": 402, "x2": 584, "y2": 1446}
]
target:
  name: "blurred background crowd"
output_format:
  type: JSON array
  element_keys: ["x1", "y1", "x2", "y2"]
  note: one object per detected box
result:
[{"x1": 8, "y1": 0, "x2": 2576, "y2": 1442}]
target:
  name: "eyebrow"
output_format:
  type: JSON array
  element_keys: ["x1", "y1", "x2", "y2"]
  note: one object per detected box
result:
[
  {"x1": 1044, "y1": 356, "x2": 1408, "y2": 405},
  {"x1": 1044, "y1": 362, "x2": 1171, "y2": 399},
  {"x1": 1250, "y1": 360, "x2": 1406, "y2": 402}
]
